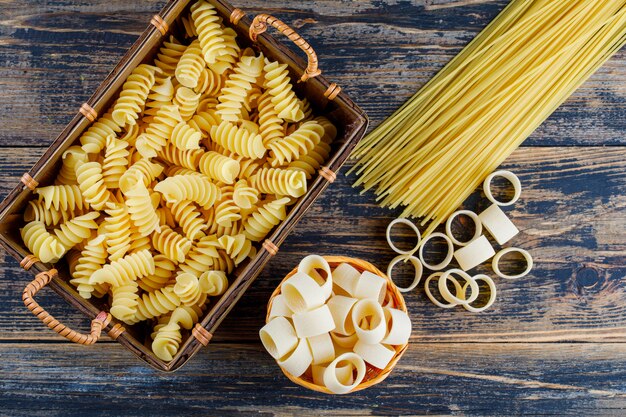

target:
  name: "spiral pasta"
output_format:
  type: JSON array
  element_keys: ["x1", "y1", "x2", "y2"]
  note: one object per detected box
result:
[
  {"x1": 156, "y1": 206, "x2": 177, "y2": 228},
  {"x1": 154, "y1": 174, "x2": 221, "y2": 209},
  {"x1": 24, "y1": 199, "x2": 80, "y2": 226},
  {"x1": 119, "y1": 158, "x2": 165, "y2": 193},
  {"x1": 53, "y1": 212, "x2": 100, "y2": 251},
  {"x1": 178, "y1": 233, "x2": 221, "y2": 277},
  {"x1": 79, "y1": 111, "x2": 122, "y2": 154},
  {"x1": 232, "y1": 155, "x2": 264, "y2": 179},
  {"x1": 213, "y1": 185, "x2": 241, "y2": 228},
  {"x1": 124, "y1": 181, "x2": 161, "y2": 237},
  {"x1": 70, "y1": 234, "x2": 109, "y2": 299},
  {"x1": 21, "y1": 221, "x2": 65, "y2": 263},
  {"x1": 174, "y1": 86, "x2": 201, "y2": 121},
  {"x1": 268, "y1": 120, "x2": 324, "y2": 166},
  {"x1": 155, "y1": 35, "x2": 186, "y2": 76},
  {"x1": 170, "y1": 121, "x2": 202, "y2": 152},
  {"x1": 232, "y1": 179, "x2": 259, "y2": 209},
  {"x1": 19, "y1": 4, "x2": 338, "y2": 361},
  {"x1": 89, "y1": 249, "x2": 155, "y2": 287},
  {"x1": 144, "y1": 77, "x2": 175, "y2": 122},
  {"x1": 205, "y1": 209, "x2": 244, "y2": 239},
  {"x1": 288, "y1": 140, "x2": 332, "y2": 179},
  {"x1": 210, "y1": 27, "x2": 240, "y2": 75},
  {"x1": 300, "y1": 98, "x2": 314, "y2": 121},
  {"x1": 314, "y1": 116, "x2": 337, "y2": 144},
  {"x1": 244, "y1": 86, "x2": 263, "y2": 113},
  {"x1": 103, "y1": 204, "x2": 132, "y2": 261},
  {"x1": 243, "y1": 197, "x2": 290, "y2": 242},
  {"x1": 212, "y1": 249, "x2": 235, "y2": 274},
  {"x1": 210, "y1": 121, "x2": 266, "y2": 160},
  {"x1": 112, "y1": 64, "x2": 158, "y2": 127},
  {"x1": 175, "y1": 40, "x2": 204, "y2": 89},
  {"x1": 189, "y1": 110, "x2": 221, "y2": 137},
  {"x1": 263, "y1": 60, "x2": 304, "y2": 122},
  {"x1": 110, "y1": 280, "x2": 140, "y2": 323},
  {"x1": 157, "y1": 143, "x2": 204, "y2": 170},
  {"x1": 56, "y1": 146, "x2": 88, "y2": 185},
  {"x1": 251, "y1": 168, "x2": 307, "y2": 198},
  {"x1": 152, "y1": 305, "x2": 201, "y2": 361},
  {"x1": 199, "y1": 270, "x2": 228, "y2": 296},
  {"x1": 180, "y1": 15, "x2": 198, "y2": 38},
  {"x1": 152, "y1": 225, "x2": 192, "y2": 264},
  {"x1": 75, "y1": 161, "x2": 113, "y2": 211},
  {"x1": 164, "y1": 165, "x2": 198, "y2": 178},
  {"x1": 137, "y1": 254, "x2": 177, "y2": 292},
  {"x1": 167, "y1": 200, "x2": 207, "y2": 240},
  {"x1": 239, "y1": 120, "x2": 260, "y2": 134},
  {"x1": 134, "y1": 285, "x2": 181, "y2": 323},
  {"x1": 257, "y1": 92, "x2": 284, "y2": 147},
  {"x1": 34, "y1": 184, "x2": 88, "y2": 213},
  {"x1": 198, "y1": 151, "x2": 239, "y2": 184},
  {"x1": 218, "y1": 234, "x2": 255, "y2": 265},
  {"x1": 190, "y1": 0, "x2": 225, "y2": 65},
  {"x1": 136, "y1": 104, "x2": 183, "y2": 158},
  {"x1": 102, "y1": 136, "x2": 130, "y2": 189},
  {"x1": 174, "y1": 273, "x2": 206, "y2": 306},
  {"x1": 198, "y1": 95, "x2": 219, "y2": 112},
  {"x1": 128, "y1": 225, "x2": 152, "y2": 254},
  {"x1": 216, "y1": 54, "x2": 264, "y2": 122},
  {"x1": 196, "y1": 68, "x2": 225, "y2": 97}
]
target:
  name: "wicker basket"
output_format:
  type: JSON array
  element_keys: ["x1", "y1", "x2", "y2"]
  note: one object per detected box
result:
[
  {"x1": 266, "y1": 255, "x2": 409, "y2": 394},
  {"x1": 0, "y1": 0, "x2": 368, "y2": 371}
]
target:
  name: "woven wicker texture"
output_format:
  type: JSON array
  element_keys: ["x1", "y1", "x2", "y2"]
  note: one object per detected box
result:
[
  {"x1": 22, "y1": 269, "x2": 112, "y2": 345},
  {"x1": 249, "y1": 14, "x2": 322, "y2": 82}
]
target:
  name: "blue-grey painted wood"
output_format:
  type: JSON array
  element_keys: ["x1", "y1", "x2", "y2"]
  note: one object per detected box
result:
[
  {"x1": 0, "y1": 0, "x2": 625, "y2": 415},
  {"x1": 0, "y1": 0, "x2": 624, "y2": 147}
]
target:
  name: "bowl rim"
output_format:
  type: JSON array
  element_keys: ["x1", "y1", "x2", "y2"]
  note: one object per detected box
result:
[{"x1": 266, "y1": 255, "x2": 409, "y2": 395}]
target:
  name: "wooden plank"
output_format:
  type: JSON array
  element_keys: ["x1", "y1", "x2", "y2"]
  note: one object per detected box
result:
[
  {"x1": 0, "y1": 342, "x2": 625, "y2": 416},
  {"x1": 0, "y1": 0, "x2": 624, "y2": 147},
  {"x1": 2, "y1": 146, "x2": 625, "y2": 342}
]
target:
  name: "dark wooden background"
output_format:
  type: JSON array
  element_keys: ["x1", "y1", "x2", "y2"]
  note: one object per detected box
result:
[{"x1": 1, "y1": 0, "x2": 625, "y2": 415}]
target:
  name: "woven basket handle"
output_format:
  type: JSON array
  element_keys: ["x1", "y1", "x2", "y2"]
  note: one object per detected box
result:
[
  {"x1": 22, "y1": 269, "x2": 111, "y2": 345},
  {"x1": 249, "y1": 14, "x2": 321, "y2": 83}
]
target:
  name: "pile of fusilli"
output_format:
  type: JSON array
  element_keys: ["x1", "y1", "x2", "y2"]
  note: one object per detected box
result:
[{"x1": 20, "y1": 0, "x2": 336, "y2": 362}]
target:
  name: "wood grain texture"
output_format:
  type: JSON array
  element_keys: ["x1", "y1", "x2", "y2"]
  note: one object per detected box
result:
[
  {"x1": 1, "y1": 147, "x2": 625, "y2": 343},
  {"x1": 0, "y1": 0, "x2": 624, "y2": 147},
  {"x1": 1, "y1": 342, "x2": 625, "y2": 416},
  {"x1": 1, "y1": 0, "x2": 625, "y2": 415}
]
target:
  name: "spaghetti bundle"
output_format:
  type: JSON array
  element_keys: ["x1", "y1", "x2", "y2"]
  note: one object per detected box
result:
[{"x1": 350, "y1": 0, "x2": 626, "y2": 236}]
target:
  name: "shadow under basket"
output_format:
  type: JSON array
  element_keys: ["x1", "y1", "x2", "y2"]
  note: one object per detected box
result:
[
  {"x1": 266, "y1": 256, "x2": 409, "y2": 394},
  {"x1": 0, "y1": 0, "x2": 368, "y2": 371}
]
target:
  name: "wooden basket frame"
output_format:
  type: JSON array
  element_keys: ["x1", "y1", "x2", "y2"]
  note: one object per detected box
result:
[{"x1": 0, "y1": 0, "x2": 368, "y2": 371}]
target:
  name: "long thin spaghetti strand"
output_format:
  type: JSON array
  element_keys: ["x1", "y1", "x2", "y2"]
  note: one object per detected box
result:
[{"x1": 351, "y1": 0, "x2": 626, "y2": 236}]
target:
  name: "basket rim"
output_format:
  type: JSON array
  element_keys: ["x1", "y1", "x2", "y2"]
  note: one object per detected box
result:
[
  {"x1": 266, "y1": 255, "x2": 409, "y2": 395},
  {"x1": 0, "y1": 0, "x2": 369, "y2": 373}
]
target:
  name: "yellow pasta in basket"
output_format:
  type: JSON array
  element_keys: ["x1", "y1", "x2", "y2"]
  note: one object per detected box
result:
[
  {"x1": 210, "y1": 121, "x2": 266, "y2": 160},
  {"x1": 112, "y1": 64, "x2": 159, "y2": 127},
  {"x1": 19, "y1": 0, "x2": 336, "y2": 362}
]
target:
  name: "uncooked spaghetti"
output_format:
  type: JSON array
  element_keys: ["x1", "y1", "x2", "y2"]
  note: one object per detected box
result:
[{"x1": 350, "y1": 0, "x2": 626, "y2": 236}]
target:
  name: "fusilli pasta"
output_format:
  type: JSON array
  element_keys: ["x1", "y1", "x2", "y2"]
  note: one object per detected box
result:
[
  {"x1": 263, "y1": 60, "x2": 304, "y2": 122},
  {"x1": 198, "y1": 151, "x2": 239, "y2": 184},
  {"x1": 251, "y1": 167, "x2": 307, "y2": 197},
  {"x1": 154, "y1": 174, "x2": 221, "y2": 209},
  {"x1": 243, "y1": 197, "x2": 290, "y2": 241},
  {"x1": 152, "y1": 225, "x2": 192, "y2": 263},
  {"x1": 112, "y1": 64, "x2": 159, "y2": 127},
  {"x1": 210, "y1": 121, "x2": 266, "y2": 159}
]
